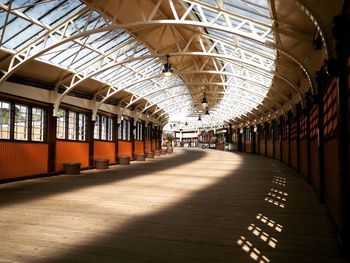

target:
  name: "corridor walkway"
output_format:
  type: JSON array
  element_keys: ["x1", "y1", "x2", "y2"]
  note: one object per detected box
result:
[{"x1": 0, "y1": 149, "x2": 345, "y2": 262}]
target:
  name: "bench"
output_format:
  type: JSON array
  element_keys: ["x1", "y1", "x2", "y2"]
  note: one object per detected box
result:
[{"x1": 63, "y1": 162, "x2": 81, "y2": 175}]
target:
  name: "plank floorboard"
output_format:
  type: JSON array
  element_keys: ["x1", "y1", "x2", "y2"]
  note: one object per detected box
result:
[{"x1": 0, "y1": 149, "x2": 346, "y2": 262}]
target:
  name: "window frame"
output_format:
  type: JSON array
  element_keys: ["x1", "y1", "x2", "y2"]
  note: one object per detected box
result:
[{"x1": 0, "y1": 99, "x2": 46, "y2": 143}]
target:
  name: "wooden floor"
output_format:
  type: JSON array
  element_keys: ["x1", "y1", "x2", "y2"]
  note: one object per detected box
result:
[{"x1": 0, "y1": 149, "x2": 347, "y2": 263}]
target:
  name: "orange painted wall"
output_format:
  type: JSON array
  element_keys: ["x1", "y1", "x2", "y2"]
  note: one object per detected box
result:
[
  {"x1": 0, "y1": 141, "x2": 48, "y2": 180},
  {"x1": 324, "y1": 139, "x2": 341, "y2": 225},
  {"x1": 282, "y1": 140, "x2": 288, "y2": 164},
  {"x1": 145, "y1": 140, "x2": 152, "y2": 153},
  {"x1": 267, "y1": 140, "x2": 273, "y2": 158},
  {"x1": 259, "y1": 141, "x2": 265, "y2": 156},
  {"x1": 134, "y1": 141, "x2": 144, "y2": 154},
  {"x1": 56, "y1": 141, "x2": 89, "y2": 171},
  {"x1": 118, "y1": 141, "x2": 132, "y2": 158},
  {"x1": 93, "y1": 141, "x2": 115, "y2": 164},
  {"x1": 300, "y1": 140, "x2": 308, "y2": 177},
  {"x1": 274, "y1": 141, "x2": 281, "y2": 161},
  {"x1": 310, "y1": 139, "x2": 320, "y2": 191},
  {"x1": 245, "y1": 141, "x2": 252, "y2": 153},
  {"x1": 151, "y1": 139, "x2": 157, "y2": 151},
  {"x1": 290, "y1": 140, "x2": 297, "y2": 169}
]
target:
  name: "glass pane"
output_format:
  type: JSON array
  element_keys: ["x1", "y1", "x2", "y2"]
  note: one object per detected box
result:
[
  {"x1": 32, "y1": 107, "x2": 44, "y2": 141},
  {"x1": 14, "y1": 104, "x2": 28, "y2": 140},
  {"x1": 94, "y1": 115, "x2": 100, "y2": 139},
  {"x1": 101, "y1": 116, "x2": 107, "y2": 140},
  {"x1": 56, "y1": 109, "x2": 66, "y2": 139},
  {"x1": 68, "y1": 111, "x2": 76, "y2": 140},
  {"x1": 107, "y1": 117, "x2": 113, "y2": 141},
  {"x1": 78, "y1": 113, "x2": 86, "y2": 141},
  {"x1": 0, "y1": 101, "x2": 11, "y2": 139}
]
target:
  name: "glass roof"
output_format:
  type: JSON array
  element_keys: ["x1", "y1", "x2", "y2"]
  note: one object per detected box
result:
[{"x1": 0, "y1": 0, "x2": 276, "y2": 129}]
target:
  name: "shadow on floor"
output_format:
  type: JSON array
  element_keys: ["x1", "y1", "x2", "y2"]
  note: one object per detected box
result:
[
  {"x1": 31, "y1": 151, "x2": 344, "y2": 263},
  {"x1": 0, "y1": 149, "x2": 206, "y2": 208}
]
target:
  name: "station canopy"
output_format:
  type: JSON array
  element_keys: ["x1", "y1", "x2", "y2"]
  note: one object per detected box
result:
[{"x1": 0, "y1": 0, "x2": 320, "y2": 130}]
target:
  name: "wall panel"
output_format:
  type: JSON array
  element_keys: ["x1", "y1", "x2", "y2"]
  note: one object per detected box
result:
[
  {"x1": 324, "y1": 139, "x2": 341, "y2": 224},
  {"x1": 134, "y1": 141, "x2": 144, "y2": 154},
  {"x1": 267, "y1": 140, "x2": 273, "y2": 158},
  {"x1": 310, "y1": 139, "x2": 320, "y2": 190},
  {"x1": 299, "y1": 140, "x2": 308, "y2": 177},
  {"x1": 152, "y1": 139, "x2": 157, "y2": 151},
  {"x1": 56, "y1": 141, "x2": 89, "y2": 171},
  {"x1": 259, "y1": 141, "x2": 265, "y2": 156},
  {"x1": 290, "y1": 140, "x2": 297, "y2": 169},
  {"x1": 245, "y1": 141, "x2": 252, "y2": 153},
  {"x1": 93, "y1": 141, "x2": 115, "y2": 164},
  {"x1": 118, "y1": 141, "x2": 133, "y2": 158},
  {"x1": 0, "y1": 141, "x2": 48, "y2": 179},
  {"x1": 274, "y1": 141, "x2": 281, "y2": 161},
  {"x1": 282, "y1": 140, "x2": 288, "y2": 164},
  {"x1": 145, "y1": 140, "x2": 152, "y2": 153}
]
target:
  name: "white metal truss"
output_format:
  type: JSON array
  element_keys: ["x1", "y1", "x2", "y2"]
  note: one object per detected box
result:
[{"x1": 0, "y1": 0, "x2": 312, "y2": 128}]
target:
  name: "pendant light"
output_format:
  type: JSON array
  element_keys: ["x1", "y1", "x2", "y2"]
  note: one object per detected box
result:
[{"x1": 162, "y1": 54, "x2": 173, "y2": 77}]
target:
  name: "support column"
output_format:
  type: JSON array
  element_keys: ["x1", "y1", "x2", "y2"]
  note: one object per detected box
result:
[
  {"x1": 47, "y1": 105, "x2": 57, "y2": 174},
  {"x1": 87, "y1": 112, "x2": 95, "y2": 168},
  {"x1": 306, "y1": 100, "x2": 312, "y2": 184},
  {"x1": 296, "y1": 107, "x2": 301, "y2": 172},
  {"x1": 316, "y1": 69, "x2": 325, "y2": 202},
  {"x1": 131, "y1": 118, "x2": 135, "y2": 160},
  {"x1": 113, "y1": 115, "x2": 119, "y2": 163},
  {"x1": 288, "y1": 113, "x2": 291, "y2": 167},
  {"x1": 272, "y1": 120, "x2": 276, "y2": 159}
]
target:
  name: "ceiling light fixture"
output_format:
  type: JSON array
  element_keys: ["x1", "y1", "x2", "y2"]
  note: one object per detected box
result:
[
  {"x1": 162, "y1": 54, "x2": 173, "y2": 77},
  {"x1": 201, "y1": 93, "x2": 208, "y2": 109},
  {"x1": 198, "y1": 115, "x2": 202, "y2": 121},
  {"x1": 205, "y1": 109, "x2": 209, "y2": 115}
]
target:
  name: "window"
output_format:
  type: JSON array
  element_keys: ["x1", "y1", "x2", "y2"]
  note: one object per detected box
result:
[
  {"x1": 300, "y1": 115, "x2": 307, "y2": 140},
  {"x1": 32, "y1": 107, "x2": 44, "y2": 141},
  {"x1": 56, "y1": 109, "x2": 86, "y2": 141},
  {"x1": 0, "y1": 100, "x2": 45, "y2": 141},
  {"x1": 0, "y1": 101, "x2": 11, "y2": 139},
  {"x1": 78, "y1": 114, "x2": 86, "y2": 141},
  {"x1": 94, "y1": 114, "x2": 113, "y2": 140},
  {"x1": 56, "y1": 109, "x2": 66, "y2": 139},
  {"x1": 101, "y1": 116, "x2": 107, "y2": 140},
  {"x1": 119, "y1": 118, "x2": 131, "y2": 141},
  {"x1": 94, "y1": 115, "x2": 100, "y2": 139},
  {"x1": 14, "y1": 104, "x2": 29, "y2": 140},
  {"x1": 135, "y1": 121, "x2": 143, "y2": 140},
  {"x1": 68, "y1": 111, "x2": 77, "y2": 140},
  {"x1": 107, "y1": 117, "x2": 113, "y2": 141}
]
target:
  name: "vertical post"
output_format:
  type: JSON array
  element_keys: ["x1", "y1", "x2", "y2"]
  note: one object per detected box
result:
[
  {"x1": 272, "y1": 120, "x2": 275, "y2": 159},
  {"x1": 131, "y1": 118, "x2": 135, "y2": 160},
  {"x1": 113, "y1": 115, "x2": 119, "y2": 163},
  {"x1": 296, "y1": 106, "x2": 301, "y2": 172},
  {"x1": 237, "y1": 128, "x2": 242, "y2": 151},
  {"x1": 47, "y1": 105, "x2": 57, "y2": 173},
  {"x1": 251, "y1": 126, "x2": 256, "y2": 154},
  {"x1": 306, "y1": 104, "x2": 312, "y2": 184},
  {"x1": 87, "y1": 112, "x2": 95, "y2": 168},
  {"x1": 316, "y1": 69, "x2": 325, "y2": 203},
  {"x1": 257, "y1": 125, "x2": 260, "y2": 154},
  {"x1": 288, "y1": 113, "x2": 291, "y2": 167},
  {"x1": 264, "y1": 123, "x2": 268, "y2": 157},
  {"x1": 280, "y1": 116, "x2": 283, "y2": 161}
]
